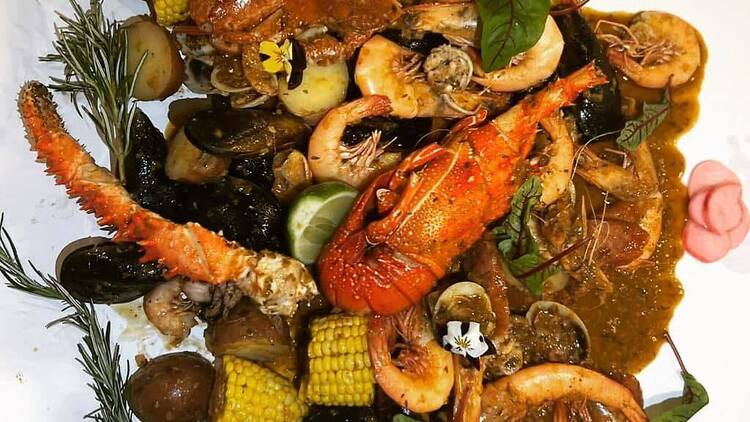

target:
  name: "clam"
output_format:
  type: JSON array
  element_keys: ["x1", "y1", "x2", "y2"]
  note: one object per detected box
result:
[
  {"x1": 432, "y1": 281, "x2": 496, "y2": 336},
  {"x1": 56, "y1": 238, "x2": 164, "y2": 304},
  {"x1": 526, "y1": 301, "x2": 590, "y2": 364},
  {"x1": 183, "y1": 56, "x2": 216, "y2": 94},
  {"x1": 184, "y1": 109, "x2": 309, "y2": 158}
]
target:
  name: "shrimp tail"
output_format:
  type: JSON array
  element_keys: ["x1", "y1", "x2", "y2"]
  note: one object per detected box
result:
[{"x1": 18, "y1": 81, "x2": 317, "y2": 316}]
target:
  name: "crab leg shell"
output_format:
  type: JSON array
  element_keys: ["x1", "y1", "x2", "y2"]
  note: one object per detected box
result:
[{"x1": 18, "y1": 81, "x2": 317, "y2": 316}]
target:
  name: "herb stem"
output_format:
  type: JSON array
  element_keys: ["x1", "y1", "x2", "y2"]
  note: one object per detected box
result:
[
  {"x1": 0, "y1": 215, "x2": 132, "y2": 422},
  {"x1": 664, "y1": 331, "x2": 689, "y2": 374},
  {"x1": 516, "y1": 235, "x2": 592, "y2": 279}
]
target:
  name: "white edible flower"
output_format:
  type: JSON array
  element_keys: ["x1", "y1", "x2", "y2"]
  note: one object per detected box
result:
[{"x1": 442, "y1": 321, "x2": 490, "y2": 358}]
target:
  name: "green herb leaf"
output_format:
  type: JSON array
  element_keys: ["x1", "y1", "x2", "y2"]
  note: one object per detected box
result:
[
  {"x1": 616, "y1": 89, "x2": 671, "y2": 151},
  {"x1": 493, "y1": 176, "x2": 559, "y2": 295},
  {"x1": 646, "y1": 373, "x2": 708, "y2": 421},
  {"x1": 646, "y1": 333, "x2": 709, "y2": 421},
  {"x1": 392, "y1": 414, "x2": 420, "y2": 422},
  {"x1": 476, "y1": 0, "x2": 551, "y2": 71},
  {"x1": 493, "y1": 175, "x2": 542, "y2": 255}
]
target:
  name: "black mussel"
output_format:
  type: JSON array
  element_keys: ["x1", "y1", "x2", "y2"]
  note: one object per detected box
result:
[
  {"x1": 126, "y1": 108, "x2": 189, "y2": 223},
  {"x1": 126, "y1": 109, "x2": 285, "y2": 252},
  {"x1": 342, "y1": 117, "x2": 434, "y2": 152},
  {"x1": 229, "y1": 154, "x2": 274, "y2": 189},
  {"x1": 304, "y1": 406, "x2": 376, "y2": 422},
  {"x1": 185, "y1": 177, "x2": 284, "y2": 251},
  {"x1": 554, "y1": 12, "x2": 624, "y2": 141},
  {"x1": 184, "y1": 109, "x2": 310, "y2": 158},
  {"x1": 57, "y1": 238, "x2": 164, "y2": 304},
  {"x1": 379, "y1": 29, "x2": 450, "y2": 56}
]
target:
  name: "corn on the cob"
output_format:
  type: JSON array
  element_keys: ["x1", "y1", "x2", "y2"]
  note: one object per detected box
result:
[
  {"x1": 152, "y1": 0, "x2": 190, "y2": 27},
  {"x1": 302, "y1": 314, "x2": 375, "y2": 407},
  {"x1": 210, "y1": 355, "x2": 308, "y2": 422}
]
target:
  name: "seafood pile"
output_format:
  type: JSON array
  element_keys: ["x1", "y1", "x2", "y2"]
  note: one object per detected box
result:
[{"x1": 9, "y1": 0, "x2": 733, "y2": 421}]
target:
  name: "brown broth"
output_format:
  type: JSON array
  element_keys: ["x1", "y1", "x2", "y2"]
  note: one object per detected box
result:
[{"x1": 566, "y1": 10, "x2": 707, "y2": 373}]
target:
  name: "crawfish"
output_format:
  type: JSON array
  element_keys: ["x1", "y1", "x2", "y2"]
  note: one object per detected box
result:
[
  {"x1": 318, "y1": 63, "x2": 607, "y2": 315},
  {"x1": 18, "y1": 82, "x2": 317, "y2": 316}
]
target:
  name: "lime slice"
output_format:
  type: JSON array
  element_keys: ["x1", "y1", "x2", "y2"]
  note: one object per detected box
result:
[{"x1": 287, "y1": 182, "x2": 359, "y2": 264}]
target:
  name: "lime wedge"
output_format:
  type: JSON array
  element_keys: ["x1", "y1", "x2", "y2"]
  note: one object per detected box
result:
[{"x1": 287, "y1": 182, "x2": 359, "y2": 264}]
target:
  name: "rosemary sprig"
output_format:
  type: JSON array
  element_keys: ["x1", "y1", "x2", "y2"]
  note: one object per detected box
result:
[
  {"x1": 0, "y1": 215, "x2": 132, "y2": 422},
  {"x1": 40, "y1": 0, "x2": 144, "y2": 183}
]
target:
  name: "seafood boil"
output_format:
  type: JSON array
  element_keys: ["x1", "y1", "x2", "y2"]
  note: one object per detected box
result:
[{"x1": 3, "y1": 0, "x2": 736, "y2": 421}]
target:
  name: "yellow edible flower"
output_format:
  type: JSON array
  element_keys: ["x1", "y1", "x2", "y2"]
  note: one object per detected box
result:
[{"x1": 260, "y1": 39, "x2": 294, "y2": 75}]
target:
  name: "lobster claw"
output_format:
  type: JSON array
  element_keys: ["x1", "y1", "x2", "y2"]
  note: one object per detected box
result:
[{"x1": 318, "y1": 153, "x2": 445, "y2": 315}]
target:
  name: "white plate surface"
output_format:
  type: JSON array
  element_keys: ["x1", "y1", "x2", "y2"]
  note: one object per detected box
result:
[{"x1": 1, "y1": 0, "x2": 749, "y2": 420}]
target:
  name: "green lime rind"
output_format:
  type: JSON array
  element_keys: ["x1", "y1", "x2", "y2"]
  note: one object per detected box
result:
[{"x1": 286, "y1": 182, "x2": 359, "y2": 264}]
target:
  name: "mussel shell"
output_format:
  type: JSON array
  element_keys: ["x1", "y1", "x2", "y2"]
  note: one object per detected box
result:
[
  {"x1": 58, "y1": 239, "x2": 164, "y2": 304},
  {"x1": 229, "y1": 154, "x2": 275, "y2": 188},
  {"x1": 126, "y1": 108, "x2": 189, "y2": 223},
  {"x1": 379, "y1": 29, "x2": 450, "y2": 56},
  {"x1": 341, "y1": 116, "x2": 433, "y2": 152},
  {"x1": 184, "y1": 109, "x2": 309, "y2": 158},
  {"x1": 555, "y1": 12, "x2": 624, "y2": 141},
  {"x1": 185, "y1": 177, "x2": 284, "y2": 251}
]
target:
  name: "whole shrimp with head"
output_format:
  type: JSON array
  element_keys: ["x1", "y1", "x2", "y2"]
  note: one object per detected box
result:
[
  {"x1": 367, "y1": 304, "x2": 454, "y2": 412},
  {"x1": 318, "y1": 64, "x2": 608, "y2": 316},
  {"x1": 596, "y1": 11, "x2": 701, "y2": 88},
  {"x1": 18, "y1": 82, "x2": 317, "y2": 317},
  {"x1": 355, "y1": 35, "x2": 509, "y2": 119},
  {"x1": 307, "y1": 96, "x2": 402, "y2": 189},
  {"x1": 395, "y1": 2, "x2": 565, "y2": 92}
]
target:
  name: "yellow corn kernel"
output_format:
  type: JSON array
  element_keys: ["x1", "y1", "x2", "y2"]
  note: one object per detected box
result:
[
  {"x1": 303, "y1": 314, "x2": 374, "y2": 407},
  {"x1": 152, "y1": 0, "x2": 190, "y2": 27},
  {"x1": 212, "y1": 355, "x2": 308, "y2": 422}
]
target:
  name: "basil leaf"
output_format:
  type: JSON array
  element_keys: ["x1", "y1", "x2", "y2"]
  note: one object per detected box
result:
[
  {"x1": 616, "y1": 89, "x2": 671, "y2": 150},
  {"x1": 477, "y1": 0, "x2": 551, "y2": 71},
  {"x1": 392, "y1": 415, "x2": 420, "y2": 422},
  {"x1": 647, "y1": 372, "x2": 709, "y2": 422},
  {"x1": 493, "y1": 175, "x2": 542, "y2": 255}
]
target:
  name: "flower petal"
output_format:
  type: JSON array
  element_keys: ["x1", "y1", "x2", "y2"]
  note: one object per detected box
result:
[{"x1": 259, "y1": 40, "x2": 281, "y2": 57}]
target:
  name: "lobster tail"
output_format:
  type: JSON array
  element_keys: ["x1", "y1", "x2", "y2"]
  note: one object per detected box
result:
[{"x1": 18, "y1": 82, "x2": 317, "y2": 316}]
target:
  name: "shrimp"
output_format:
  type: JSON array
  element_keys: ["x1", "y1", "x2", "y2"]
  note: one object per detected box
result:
[
  {"x1": 367, "y1": 305, "x2": 454, "y2": 412},
  {"x1": 597, "y1": 11, "x2": 701, "y2": 88},
  {"x1": 307, "y1": 95, "x2": 402, "y2": 189},
  {"x1": 577, "y1": 141, "x2": 663, "y2": 267},
  {"x1": 143, "y1": 278, "x2": 203, "y2": 345},
  {"x1": 472, "y1": 16, "x2": 564, "y2": 92},
  {"x1": 537, "y1": 113, "x2": 576, "y2": 207},
  {"x1": 354, "y1": 35, "x2": 508, "y2": 118},
  {"x1": 480, "y1": 363, "x2": 647, "y2": 422},
  {"x1": 400, "y1": 2, "x2": 479, "y2": 46}
]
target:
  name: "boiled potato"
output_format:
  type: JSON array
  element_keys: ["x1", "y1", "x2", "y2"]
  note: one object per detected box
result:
[
  {"x1": 165, "y1": 128, "x2": 230, "y2": 184},
  {"x1": 125, "y1": 16, "x2": 185, "y2": 101},
  {"x1": 125, "y1": 352, "x2": 214, "y2": 422},
  {"x1": 279, "y1": 61, "x2": 348, "y2": 124}
]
